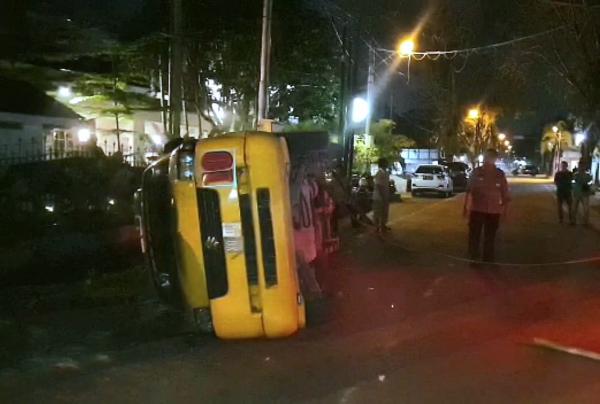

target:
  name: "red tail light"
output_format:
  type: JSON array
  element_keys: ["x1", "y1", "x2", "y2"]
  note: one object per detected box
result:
[
  {"x1": 202, "y1": 152, "x2": 233, "y2": 171},
  {"x1": 201, "y1": 151, "x2": 235, "y2": 186}
]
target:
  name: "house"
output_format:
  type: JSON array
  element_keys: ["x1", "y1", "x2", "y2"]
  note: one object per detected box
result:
[
  {"x1": 0, "y1": 77, "x2": 86, "y2": 165},
  {"x1": 92, "y1": 110, "x2": 213, "y2": 163}
]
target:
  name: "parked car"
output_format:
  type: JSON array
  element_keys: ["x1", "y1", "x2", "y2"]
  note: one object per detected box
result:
[
  {"x1": 441, "y1": 161, "x2": 470, "y2": 191},
  {"x1": 411, "y1": 165, "x2": 454, "y2": 197},
  {"x1": 512, "y1": 164, "x2": 539, "y2": 177}
]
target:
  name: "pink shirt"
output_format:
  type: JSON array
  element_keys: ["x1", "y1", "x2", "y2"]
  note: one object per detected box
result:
[{"x1": 467, "y1": 165, "x2": 510, "y2": 215}]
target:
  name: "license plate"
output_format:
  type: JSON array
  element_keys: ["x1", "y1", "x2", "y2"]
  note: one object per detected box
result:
[{"x1": 424, "y1": 175, "x2": 433, "y2": 180}]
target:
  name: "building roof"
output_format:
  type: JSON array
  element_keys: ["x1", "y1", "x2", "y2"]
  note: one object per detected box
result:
[{"x1": 0, "y1": 77, "x2": 81, "y2": 120}]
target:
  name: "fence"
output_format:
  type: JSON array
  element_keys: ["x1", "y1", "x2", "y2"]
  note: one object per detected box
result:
[{"x1": 0, "y1": 149, "x2": 148, "y2": 168}]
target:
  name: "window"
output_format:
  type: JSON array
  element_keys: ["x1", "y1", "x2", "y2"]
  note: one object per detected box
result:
[
  {"x1": 0, "y1": 121, "x2": 23, "y2": 130},
  {"x1": 416, "y1": 166, "x2": 443, "y2": 174}
]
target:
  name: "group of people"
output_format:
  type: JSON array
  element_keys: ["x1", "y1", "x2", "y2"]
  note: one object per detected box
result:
[
  {"x1": 463, "y1": 149, "x2": 596, "y2": 264},
  {"x1": 293, "y1": 149, "x2": 596, "y2": 282},
  {"x1": 554, "y1": 161, "x2": 593, "y2": 225},
  {"x1": 348, "y1": 158, "x2": 393, "y2": 235}
]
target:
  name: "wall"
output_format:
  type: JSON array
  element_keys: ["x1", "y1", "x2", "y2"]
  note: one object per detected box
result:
[{"x1": 0, "y1": 111, "x2": 83, "y2": 161}]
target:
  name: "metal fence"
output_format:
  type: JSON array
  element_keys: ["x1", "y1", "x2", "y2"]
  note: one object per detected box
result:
[{"x1": 0, "y1": 150, "x2": 148, "y2": 168}]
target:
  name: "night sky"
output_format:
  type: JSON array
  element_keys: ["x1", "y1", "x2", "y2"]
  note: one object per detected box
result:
[{"x1": 3, "y1": 0, "x2": 571, "y2": 156}]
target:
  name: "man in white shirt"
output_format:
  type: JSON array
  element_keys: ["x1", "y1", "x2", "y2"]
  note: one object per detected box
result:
[{"x1": 373, "y1": 158, "x2": 391, "y2": 234}]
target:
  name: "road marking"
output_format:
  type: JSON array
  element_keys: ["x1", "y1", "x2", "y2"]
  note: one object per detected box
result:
[
  {"x1": 531, "y1": 338, "x2": 600, "y2": 362},
  {"x1": 382, "y1": 236, "x2": 600, "y2": 268}
]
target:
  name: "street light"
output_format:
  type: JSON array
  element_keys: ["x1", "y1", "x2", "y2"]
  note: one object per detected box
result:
[
  {"x1": 498, "y1": 133, "x2": 506, "y2": 141},
  {"x1": 552, "y1": 125, "x2": 559, "y2": 134},
  {"x1": 504, "y1": 140, "x2": 510, "y2": 147},
  {"x1": 351, "y1": 97, "x2": 370, "y2": 124},
  {"x1": 398, "y1": 38, "x2": 415, "y2": 57},
  {"x1": 468, "y1": 108, "x2": 480, "y2": 120},
  {"x1": 77, "y1": 128, "x2": 91, "y2": 143},
  {"x1": 58, "y1": 86, "x2": 72, "y2": 98}
]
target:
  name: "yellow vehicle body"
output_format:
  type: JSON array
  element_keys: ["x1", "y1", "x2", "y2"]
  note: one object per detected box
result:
[
  {"x1": 195, "y1": 132, "x2": 305, "y2": 339},
  {"x1": 170, "y1": 180, "x2": 210, "y2": 311}
]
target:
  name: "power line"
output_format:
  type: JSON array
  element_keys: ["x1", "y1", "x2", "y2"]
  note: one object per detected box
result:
[{"x1": 377, "y1": 27, "x2": 565, "y2": 60}]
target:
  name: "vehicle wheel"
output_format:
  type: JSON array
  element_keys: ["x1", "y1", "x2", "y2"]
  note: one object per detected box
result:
[
  {"x1": 411, "y1": 191, "x2": 418, "y2": 197},
  {"x1": 192, "y1": 308, "x2": 214, "y2": 334}
]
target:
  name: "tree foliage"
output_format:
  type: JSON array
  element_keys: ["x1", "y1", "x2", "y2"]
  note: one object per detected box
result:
[
  {"x1": 518, "y1": 0, "x2": 600, "y2": 161},
  {"x1": 355, "y1": 119, "x2": 416, "y2": 171},
  {"x1": 458, "y1": 107, "x2": 500, "y2": 165}
]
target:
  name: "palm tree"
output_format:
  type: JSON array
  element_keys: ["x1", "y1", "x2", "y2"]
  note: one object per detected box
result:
[{"x1": 540, "y1": 121, "x2": 573, "y2": 175}]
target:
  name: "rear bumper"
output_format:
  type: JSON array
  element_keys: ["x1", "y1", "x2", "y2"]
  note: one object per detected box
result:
[{"x1": 412, "y1": 183, "x2": 452, "y2": 192}]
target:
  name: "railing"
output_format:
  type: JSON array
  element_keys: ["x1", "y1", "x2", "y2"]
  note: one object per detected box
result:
[{"x1": 0, "y1": 150, "x2": 148, "y2": 168}]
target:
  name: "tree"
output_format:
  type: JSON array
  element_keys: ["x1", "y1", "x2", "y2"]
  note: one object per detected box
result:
[
  {"x1": 540, "y1": 121, "x2": 573, "y2": 174},
  {"x1": 354, "y1": 119, "x2": 416, "y2": 171},
  {"x1": 520, "y1": 0, "x2": 600, "y2": 164},
  {"x1": 459, "y1": 107, "x2": 500, "y2": 166}
]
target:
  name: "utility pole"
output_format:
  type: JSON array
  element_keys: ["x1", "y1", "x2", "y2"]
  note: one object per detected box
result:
[
  {"x1": 257, "y1": 0, "x2": 273, "y2": 127},
  {"x1": 365, "y1": 46, "x2": 375, "y2": 142},
  {"x1": 170, "y1": 0, "x2": 183, "y2": 138},
  {"x1": 337, "y1": 24, "x2": 348, "y2": 148}
]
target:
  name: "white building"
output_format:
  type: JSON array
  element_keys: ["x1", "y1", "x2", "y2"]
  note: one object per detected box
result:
[
  {"x1": 0, "y1": 78, "x2": 86, "y2": 164},
  {"x1": 93, "y1": 110, "x2": 213, "y2": 162}
]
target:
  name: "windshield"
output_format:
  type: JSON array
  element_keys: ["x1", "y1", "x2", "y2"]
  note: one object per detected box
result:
[{"x1": 416, "y1": 166, "x2": 443, "y2": 174}]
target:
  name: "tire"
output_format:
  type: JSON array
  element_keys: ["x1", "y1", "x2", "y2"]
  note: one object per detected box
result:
[{"x1": 411, "y1": 190, "x2": 418, "y2": 197}]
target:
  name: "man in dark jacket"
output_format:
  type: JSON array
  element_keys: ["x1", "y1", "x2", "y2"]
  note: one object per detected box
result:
[{"x1": 554, "y1": 161, "x2": 574, "y2": 224}]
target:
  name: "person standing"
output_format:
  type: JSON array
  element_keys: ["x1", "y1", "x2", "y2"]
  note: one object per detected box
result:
[
  {"x1": 573, "y1": 162, "x2": 593, "y2": 225},
  {"x1": 463, "y1": 149, "x2": 510, "y2": 262},
  {"x1": 554, "y1": 161, "x2": 574, "y2": 224},
  {"x1": 373, "y1": 158, "x2": 391, "y2": 234}
]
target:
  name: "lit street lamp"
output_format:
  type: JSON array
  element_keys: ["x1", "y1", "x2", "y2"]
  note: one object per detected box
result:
[
  {"x1": 468, "y1": 108, "x2": 480, "y2": 120},
  {"x1": 498, "y1": 133, "x2": 506, "y2": 142},
  {"x1": 398, "y1": 38, "x2": 415, "y2": 57},
  {"x1": 77, "y1": 128, "x2": 91, "y2": 143},
  {"x1": 351, "y1": 97, "x2": 370, "y2": 124},
  {"x1": 58, "y1": 86, "x2": 72, "y2": 98},
  {"x1": 504, "y1": 140, "x2": 510, "y2": 147}
]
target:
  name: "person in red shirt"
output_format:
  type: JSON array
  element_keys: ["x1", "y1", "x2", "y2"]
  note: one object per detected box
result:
[{"x1": 463, "y1": 149, "x2": 510, "y2": 262}]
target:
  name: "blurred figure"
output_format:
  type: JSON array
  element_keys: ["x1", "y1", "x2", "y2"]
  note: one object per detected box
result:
[
  {"x1": 373, "y1": 158, "x2": 391, "y2": 234},
  {"x1": 554, "y1": 161, "x2": 574, "y2": 224},
  {"x1": 464, "y1": 149, "x2": 510, "y2": 262},
  {"x1": 573, "y1": 162, "x2": 593, "y2": 225},
  {"x1": 350, "y1": 177, "x2": 374, "y2": 228},
  {"x1": 293, "y1": 176, "x2": 322, "y2": 300}
]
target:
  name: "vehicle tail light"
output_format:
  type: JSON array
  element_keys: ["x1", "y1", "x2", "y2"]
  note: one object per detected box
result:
[
  {"x1": 201, "y1": 151, "x2": 234, "y2": 186},
  {"x1": 202, "y1": 152, "x2": 233, "y2": 171}
]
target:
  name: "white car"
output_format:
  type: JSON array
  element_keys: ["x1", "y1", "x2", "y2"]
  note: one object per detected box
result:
[{"x1": 411, "y1": 165, "x2": 454, "y2": 197}]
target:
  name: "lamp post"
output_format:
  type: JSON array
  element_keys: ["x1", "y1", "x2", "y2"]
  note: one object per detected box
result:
[{"x1": 553, "y1": 125, "x2": 562, "y2": 174}]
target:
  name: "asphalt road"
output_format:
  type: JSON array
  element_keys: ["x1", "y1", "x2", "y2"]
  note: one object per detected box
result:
[{"x1": 3, "y1": 177, "x2": 600, "y2": 403}]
